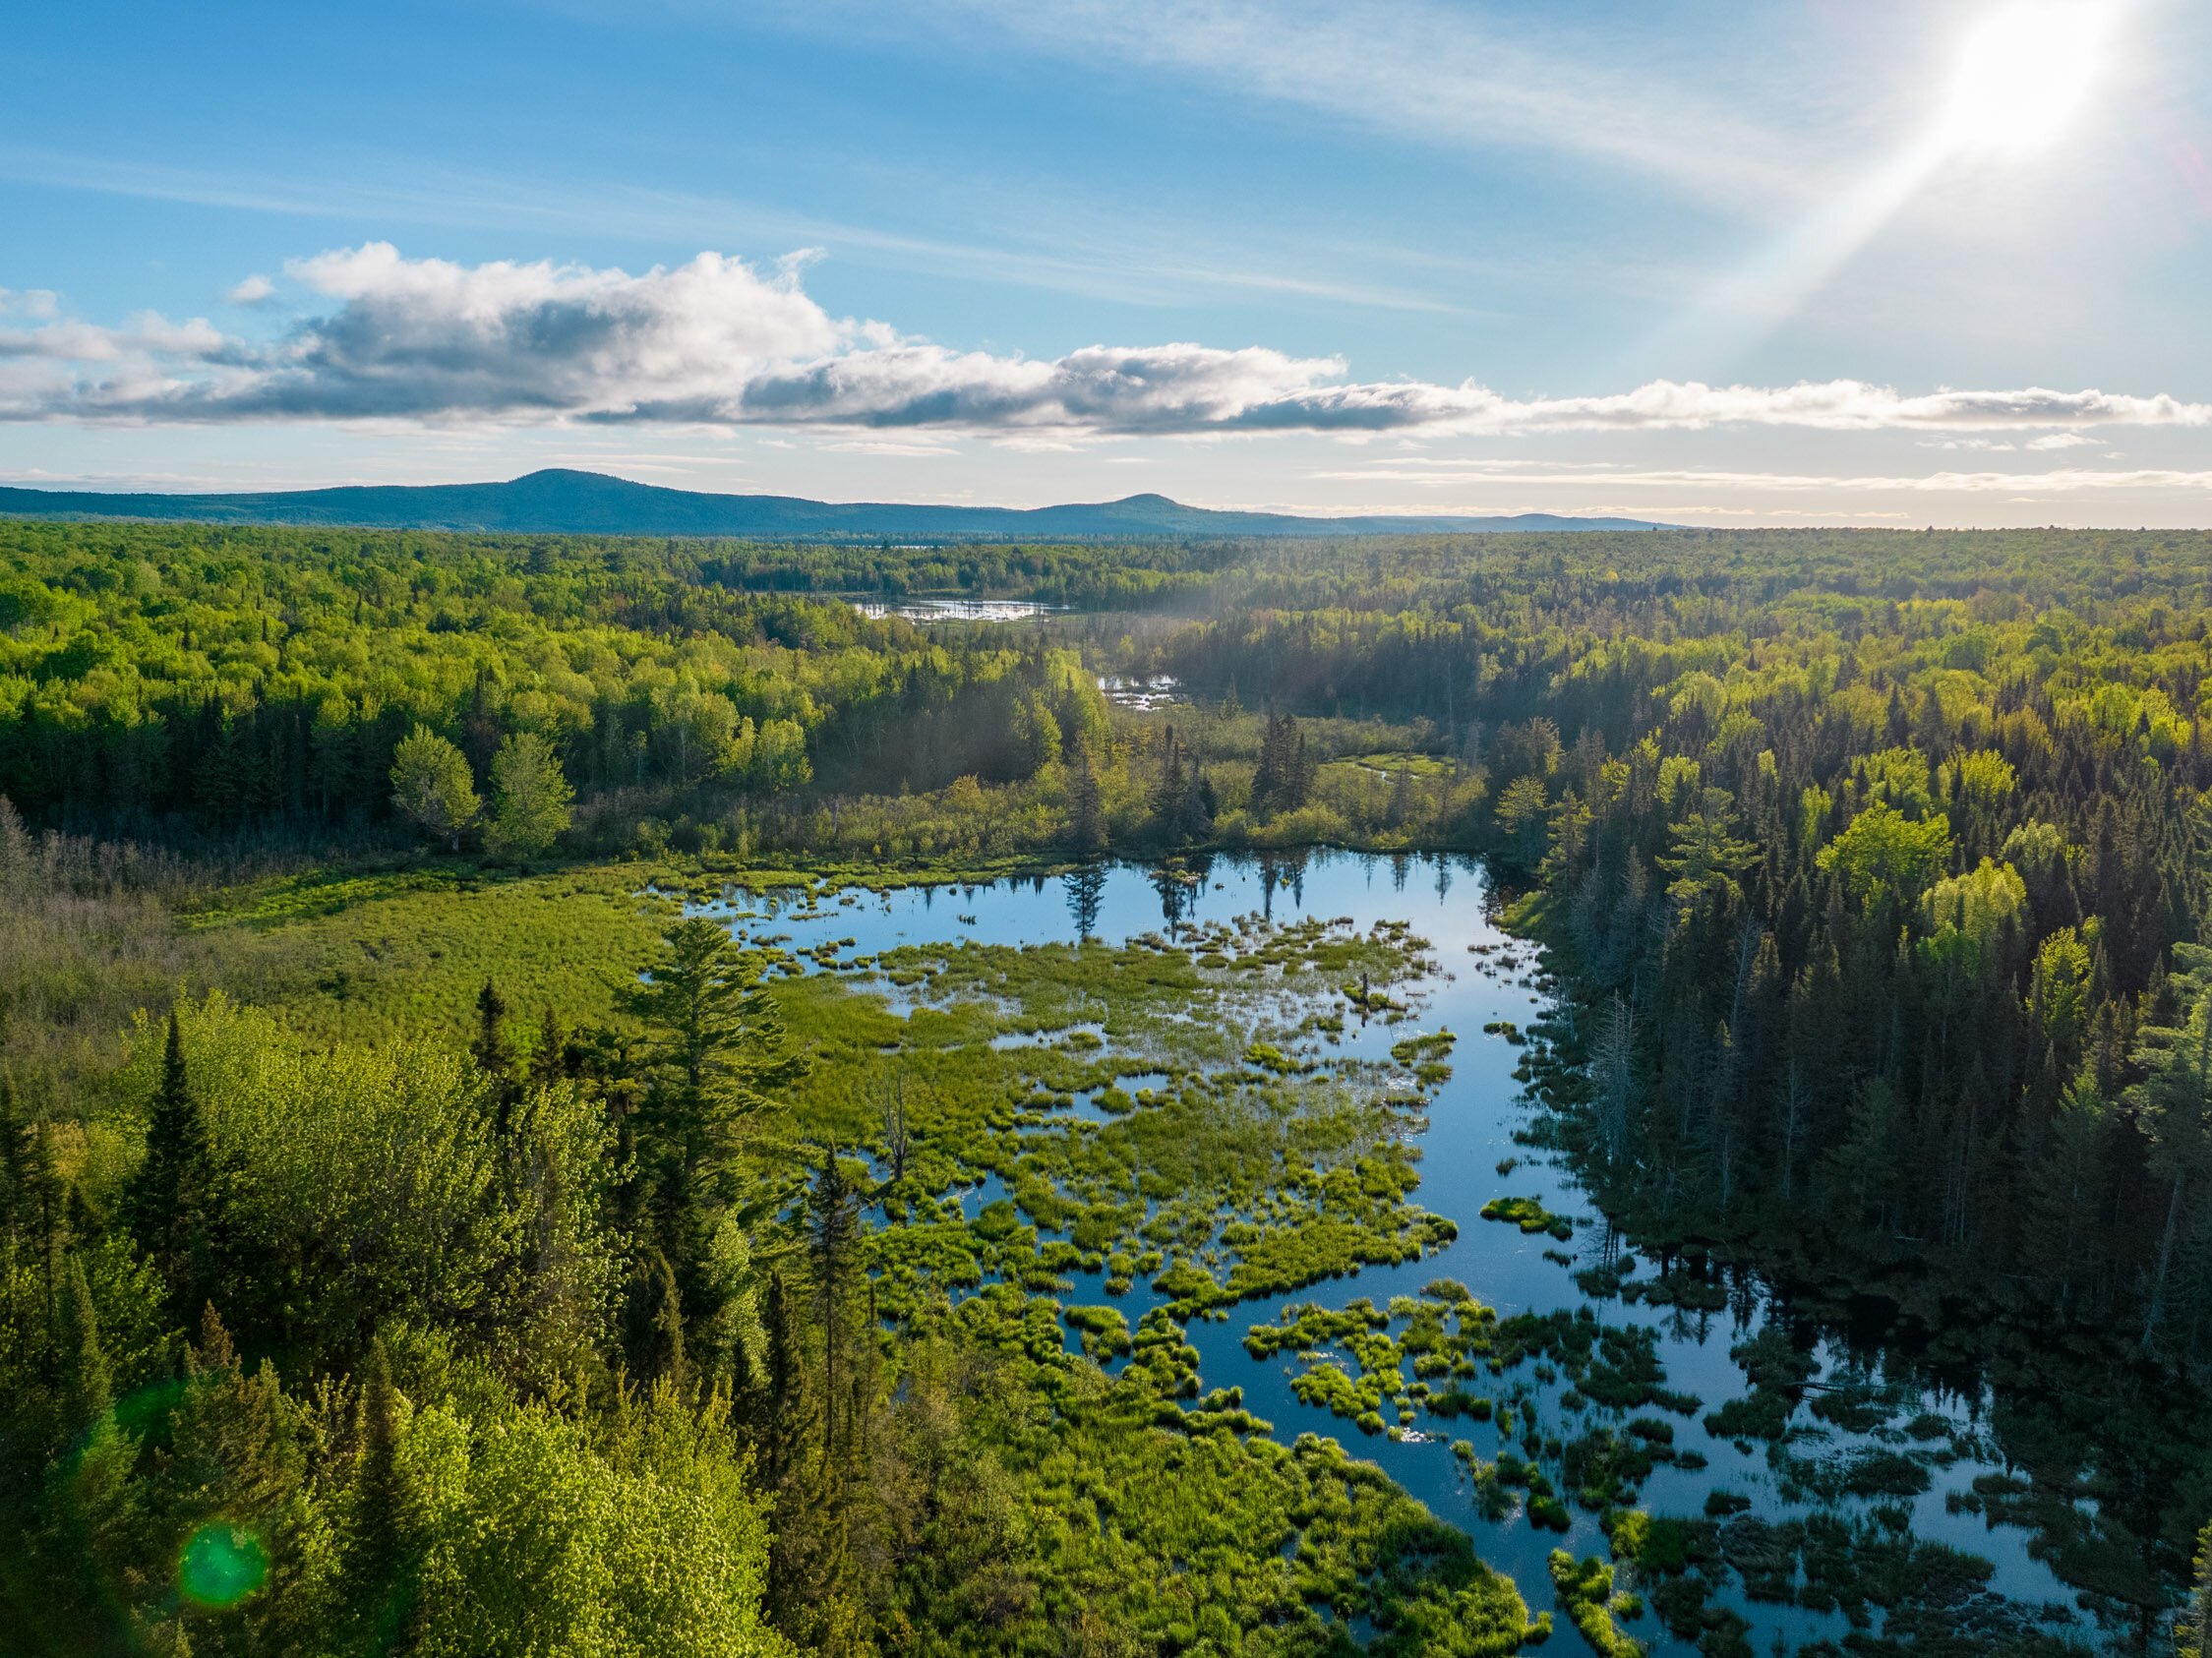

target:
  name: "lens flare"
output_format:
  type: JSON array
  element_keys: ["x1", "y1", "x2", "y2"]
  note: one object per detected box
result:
[{"x1": 178, "y1": 1522, "x2": 269, "y2": 1609}]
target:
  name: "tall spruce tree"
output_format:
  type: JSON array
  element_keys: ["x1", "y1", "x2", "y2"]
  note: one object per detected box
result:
[
  {"x1": 807, "y1": 1144, "x2": 861, "y2": 1468},
  {"x1": 124, "y1": 1012, "x2": 221, "y2": 1323},
  {"x1": 628, "y1": 918, "x2": 807, "y2": 1320}
]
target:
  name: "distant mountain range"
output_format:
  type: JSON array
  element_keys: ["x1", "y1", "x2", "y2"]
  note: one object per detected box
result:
[{"x1": 0, "y1": 468, "x2": 1667, "y2": 539}]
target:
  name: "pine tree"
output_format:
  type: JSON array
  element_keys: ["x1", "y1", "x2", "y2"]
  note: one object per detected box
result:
[
  {"x1": 640, "y1": 1249, "x2": 689, "y2": 1394},
  {"x1": 1066, "y1": 745, "x2": 1107, "y2": 854},
  {"x1": 25, "y1": 1116, "x2": 64, "y2": 1323},
  {"x1": 2124, "y1": 944, "x2": 2212, "y2": 1350},
  {"x1": 55, "y1": 1253, "x2": 138, "y2": 1625},
  {"x1": 58, "y1": 1252, "x2": 113, "y2": 1430},
  {"x1": 807, "y1": 1144, "x2": 861, "y2": 1469},
  {"x1": 348, "y1": 1335, "x2": 413, "y2": 1649},
  {"x1": 530, "y1": 1006, "x2": 569, "y2": 1089},
  {"x1": 472, "y1": 980, "x2": 513, "y2": 1083},
  {"x1": 1388, "y1": 766, "x2": 1414, "y2": 830},
  {"x1": 125, "y1": 1011, "x2": 221, "y2": 1322},
  {"x1": 1150, "y1": 725, "x2": 1186, "y2": 839},
  {"x1": 1253, "y1": 710, "x2": 1313, "y2": 816},
  {"x1": 0, "y1": 1076, "x2": 24, "y2": 1246},
  {"x1": 760, "y1": 1270, "x2": 800, "y2": 1491}
]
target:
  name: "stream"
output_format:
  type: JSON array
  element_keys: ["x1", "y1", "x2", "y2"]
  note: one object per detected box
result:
[{"x1": 703, "y1": 850, "x2": 2104, "y2": 1655}]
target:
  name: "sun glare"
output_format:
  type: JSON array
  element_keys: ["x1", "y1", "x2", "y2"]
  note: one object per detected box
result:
[{"x1": 1941, "y1": 1, "x2": 2114, "y2": 159}]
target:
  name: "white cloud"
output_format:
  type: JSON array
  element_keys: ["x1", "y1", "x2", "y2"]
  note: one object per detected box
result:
[
  {"x1": 2025, "y1": 432, "x2": 2097, "y2": 450},
  {"x1": 7, "y1": 244, "x2": 2211, "y2": 444},
  {"x1": 226, "y1": 274, "x2": 277, "y2": 305},
  {"x1": 0, "y1": 288, "x2": 60, "y2": 319}
]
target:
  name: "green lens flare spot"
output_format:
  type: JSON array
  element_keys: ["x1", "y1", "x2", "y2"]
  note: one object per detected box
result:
[{"x1": 178, "y1": 1522, "x2": 269, "y2": 1608}]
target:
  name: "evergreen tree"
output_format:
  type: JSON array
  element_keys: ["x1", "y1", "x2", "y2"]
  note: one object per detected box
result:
[
  {"x1": 53, "y1": 1253, "x2": 138, "y2": 1634},
  {"x1": 530, "y1": 1006, "x2": 569, "y2": 1089},
  {"x1": 472, "y1": 979, "x2": 514, "y2": 1085},
  {"x1": 348, "y1": 1336, "x2": 412, "y2": 1650},
  {"x1": 0, "y1": 1076, "x2": 24, "y2": 1246},
  {"x1": 1065, "y1": 745, "x2": 1107, "y2": 854},
  {"x1": 628, "y1": 918, "x2": 807, "y2": 1312},
  {"x1": 124, "y1": 1012, "x2": 221, "y2": 1323},
  {"x1": 58, "y1": 1252, "x2": 112, "y2": 1430},
  {"x1": 637, "y1": 1248, "x2": 689, "y2": 1394},
  {"x1": 1149, "y1": 725, "x2": 1186, "y2": 839},
  {"x1": 1387, "y1": 766, "x2": 1414, "y2": 830},
  {"x1": 759, "y1": 1269, "x2": 800, "y2": 1492},
  {"x1": 2125, "y1": 944, "x2": 2212, "y2": 1350},
  {"x1": 2023, "y1": 1077, "x2": 2113, "y2": 1320},
  {"x1": 807, "y1": 1144, "x2": 861, "y2": 1469}
]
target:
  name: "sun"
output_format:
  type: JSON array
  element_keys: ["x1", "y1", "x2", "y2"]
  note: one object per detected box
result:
[{"x1": 1940, "y1": 1, "x2": 2115, "y2": 159}]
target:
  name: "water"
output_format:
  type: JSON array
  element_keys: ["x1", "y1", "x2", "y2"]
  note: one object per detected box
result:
[
  {"x1": 700, "y1": 852, "x2": 2103, "y2": 1654},
  {"x1": 851, "y1": 597, "x2": 1060, "y2": 623},
  {"x1": 1097, "y1": 673, "x2": 1185, "y2": 711}
]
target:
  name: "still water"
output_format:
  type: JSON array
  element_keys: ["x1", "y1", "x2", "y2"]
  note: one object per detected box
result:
[{"x1": 706, "y1": 851, "x2": 2101, "y2": 1655}]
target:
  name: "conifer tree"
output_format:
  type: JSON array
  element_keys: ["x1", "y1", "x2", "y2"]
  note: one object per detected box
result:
[
  {"x1": 348, "y1": 1335, "x2": 412, "y2": 1649},
  {"x1": 0, "y1": 1077, "x2": 24, "y2": 1247},
  {"x1": 530, "y1": 1006, "x2": 568, "y2": 1089},
  {"x1": 55, "y1": 1253, "x2": 138, "y2": 1629},
  {"x1": 125, "y1": 1011, "x2": 221, "y2": 1322},
  {"x1": 807, "y1": 1144, "x2": 861, "y2": 1468},
  {"x1": 2125, "y1": 944, "x2": 2212, "y2": 1350},
  {"x1": 472, "y1": 979, "x2": 513, "y2": 1084},
  {"x1": 640, "y1": 1249, "x2": 689, "y2": 1394},
  {"x1": 628, "y1": 918, "x2": 807, "y2": 1302},
  {"x1": 760, "y1": 1270, "x2": 800, "y2": 1492},
  {"x1": 1065, "y1": 744, "x2": 1107, "y2": 854},
  {"x1": 58, "y1": 1252, "x2": 112, "y2": 1430}
]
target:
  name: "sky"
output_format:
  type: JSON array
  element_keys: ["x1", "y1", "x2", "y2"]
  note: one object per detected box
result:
[{"x1": 4, "y1": 0, "x2": 2211, "y2": 526}]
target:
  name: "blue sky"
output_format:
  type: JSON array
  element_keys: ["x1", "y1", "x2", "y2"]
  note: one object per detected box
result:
[{"x1": 4, "y1": 0, "x2": 2210, "y2": 524}]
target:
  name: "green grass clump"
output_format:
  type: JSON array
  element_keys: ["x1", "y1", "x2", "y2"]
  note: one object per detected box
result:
[
  {"x1": 1065, "y1": 1303, "x2": 1133, "y2": 1357},
  {"x1": 1547, "y1": 1552, "x2": 1646, "y2": 1657},
  {"x1": 1481, "y1": 1195, "x2": 1573, "y2": 1240}
]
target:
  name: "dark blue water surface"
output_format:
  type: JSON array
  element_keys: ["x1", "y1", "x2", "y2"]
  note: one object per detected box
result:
[{"x1": 703, "y1": 852, "x2": 2099, "y2": 1655}]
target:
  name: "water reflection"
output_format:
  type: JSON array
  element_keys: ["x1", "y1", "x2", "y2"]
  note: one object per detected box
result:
[{"x1": 696, "y1": 852, "x2": 2161, "y2": 1653}]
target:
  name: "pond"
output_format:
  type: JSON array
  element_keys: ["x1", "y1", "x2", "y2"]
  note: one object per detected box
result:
[{"x1": 705, "y1": 851, "x2": 2117, "y2": 1655}]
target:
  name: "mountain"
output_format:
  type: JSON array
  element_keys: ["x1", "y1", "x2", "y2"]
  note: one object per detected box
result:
[{"x1": 0, "y1": 468, "x2": 1667, "y2": 538}]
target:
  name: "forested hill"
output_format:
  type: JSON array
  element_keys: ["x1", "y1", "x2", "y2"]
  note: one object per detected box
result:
[{"x1": 0, "y1": 468, "x2": 1666, "y2": 538}]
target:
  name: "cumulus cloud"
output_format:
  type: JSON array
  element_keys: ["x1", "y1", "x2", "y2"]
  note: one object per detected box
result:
[
  {"x1": 226, "y1": 274, "x2": 277, "y2": 305},
  {"x1": 6, "y1": 244, "x2": 2211, "y2": 442}
]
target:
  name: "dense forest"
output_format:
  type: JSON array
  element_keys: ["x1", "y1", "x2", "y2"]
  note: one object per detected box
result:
[{"x1": 9, "y1": 516, "x2": 2212, "y2": 1654}]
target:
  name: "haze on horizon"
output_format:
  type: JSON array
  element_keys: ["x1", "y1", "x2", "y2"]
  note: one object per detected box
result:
[{"x1": 4, "y1": 0, "x2": 2210, "y2": 529}]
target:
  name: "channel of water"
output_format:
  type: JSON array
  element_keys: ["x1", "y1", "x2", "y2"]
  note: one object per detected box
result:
[{"x1": 700, "y1": 851, "x2": 2096, "y2": 1655}]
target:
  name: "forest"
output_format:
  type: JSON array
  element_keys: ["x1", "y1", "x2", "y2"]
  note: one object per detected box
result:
[{"x1": 8, "y1": 515, "x2": 2212, "y2": 1656}]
